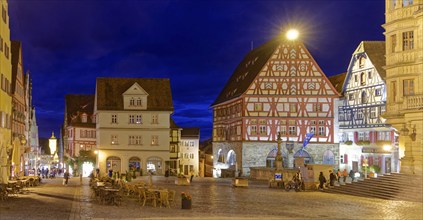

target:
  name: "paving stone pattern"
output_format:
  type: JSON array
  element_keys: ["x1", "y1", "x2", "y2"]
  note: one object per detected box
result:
[{"x1": 0, "y1": 176, "x2": 422, "y2": 220}]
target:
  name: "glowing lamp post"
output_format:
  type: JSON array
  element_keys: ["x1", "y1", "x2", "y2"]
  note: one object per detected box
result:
[
  {"x1": 49, "y1": 132, "x2": 58, "y2": 169},
  {"x1": 286, "y1": 29, "x2": 299, "y2": 41}
]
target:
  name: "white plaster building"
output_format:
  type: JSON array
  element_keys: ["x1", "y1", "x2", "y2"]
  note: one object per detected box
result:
[
  {"x1": 94, "y1": 78, "x2": 173, "y2": 176},
  {"x1": 179, "y1": 128, "x2": 200, "y2": 176}
]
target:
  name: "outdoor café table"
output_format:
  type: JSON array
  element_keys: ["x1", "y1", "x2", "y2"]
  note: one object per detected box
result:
[{"x1": 103, "y1": 188, "x2": 120, "y2": 206}]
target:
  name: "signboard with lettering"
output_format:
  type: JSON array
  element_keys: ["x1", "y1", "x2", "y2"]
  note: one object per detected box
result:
[{"x1": 274, "y1": 173, "x2": 282, "y2": 181}]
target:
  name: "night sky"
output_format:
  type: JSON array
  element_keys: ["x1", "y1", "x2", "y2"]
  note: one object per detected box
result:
[{"x1": 8, "y1": 0, "x2": 385, "y2": 141}]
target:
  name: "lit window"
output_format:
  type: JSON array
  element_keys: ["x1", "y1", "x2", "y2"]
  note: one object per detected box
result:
[
  {"x1": 402, "y1": 31, "x2": 414, "y2": 50},
  {"x1": 289, "y1": 126, "x2": 296, "y2": 136},
  {"x1": 129, "y1": 115, "x2": 135, "y2": 124},
  {"x1": 370, "y1": 107, "x2": 377, "y2": 118},
  {"x1": 403, "y1": 79, "x2": 414, "y2": 96},
  {"x1": 254, "y1": 103, "x2": 262, "y2": 111},
  {"x1": 151, "y1": 135, "x2": 159, "y2": 145},
  {"x1": 259, "y1": 125, "x2": 267, "y2": 135},
  {"x1": 111, "y1": 114, "x2": 117, "y2": 123},
  {"x1": 136, "y1": 115, "x2": 142, "y2": 124},
  {"x1": 289, "y1": 104, "x2": 297, "y2": 113},
  {"x1": 111, "y1": 135, "x2": 118, "y2": 145},
  {"x1": 152, "y1": 114, "x2": 158, "y2": 124},
  {"x1": 81, "y1": 113, "x2": 87, "y2": 123},
  {"x1": 251, "y1": 126, "x2": 257, "y2": 135},
  {"x1": 391, "y1": 34, "x2": 396, "y2": 53}
]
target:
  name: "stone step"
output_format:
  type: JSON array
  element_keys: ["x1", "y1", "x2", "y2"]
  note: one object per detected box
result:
[{"x1": 324, "y1": 174, "x2": 423, "y2": 202}]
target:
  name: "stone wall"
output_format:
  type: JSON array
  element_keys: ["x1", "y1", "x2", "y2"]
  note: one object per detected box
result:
[{"x1": 212, "y1": 141, "x2": 242, "y2": 177}]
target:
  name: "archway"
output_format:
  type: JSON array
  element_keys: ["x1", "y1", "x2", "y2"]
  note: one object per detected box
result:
[
  {"x1": 322, "y1": 150, "x2": 335, "y2": 164},
  {"x1": 217, "y1": 149, "x2": 225, "y2": 163},
  {"x1": 266, "y1": 148, "x2": 288, "y2": 168},
  {"x1": 129, "y1": 157, "x2": 141, "y2": 175},
  {"x1": 147, "y1": 156, "x2": 163, "y2": 175},
  {"x1": 293, "y1": 150, "x2": 313, "y2": 165},
  {"x1": 106, "y1": 156, "x2": 121, "y2": 173}
]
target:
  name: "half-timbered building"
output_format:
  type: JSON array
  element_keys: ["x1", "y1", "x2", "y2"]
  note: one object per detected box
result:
[
  {"x1": 336, "y1": 41, "x2": 398, "y2": 175},
  {"x1": 211, "y1": 37, "x2": 340, "y2": 177}
]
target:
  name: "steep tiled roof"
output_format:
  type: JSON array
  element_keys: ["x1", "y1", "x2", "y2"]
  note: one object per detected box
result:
[
  {"x1": 328, "y1": 72, "x2": 347, "y2": 94},
  {"x1": 181, "y1": 128, "x2": 200, "y2": 138},
  {"x1": 362, "y1": 41, "x2": 386, "y2": 79},
  {"x1": 211, "y1": 38, "x2": 280, "y2": 106},
  {"x1": 96, "y1": 77, "x2": 173, "y2": 111},
  {"x1": 65, "y1": 94, "x2": 95, "y2": 127}
]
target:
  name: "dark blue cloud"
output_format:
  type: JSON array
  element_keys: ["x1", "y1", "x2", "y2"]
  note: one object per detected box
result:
[{"x1": 8, "y1": 0, "x2": 384, "y2": 140}]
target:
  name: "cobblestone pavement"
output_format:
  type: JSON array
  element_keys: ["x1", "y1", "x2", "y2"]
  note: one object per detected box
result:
[{"x1": 0, "y1": 176, "x2": 422, "y2": 220}]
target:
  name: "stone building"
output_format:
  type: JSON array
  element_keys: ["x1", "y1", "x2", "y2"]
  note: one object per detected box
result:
[
  {"x1": 383, "y1": 0, "x2": 423, "y2": 175},
  {"x1": 211, "y1": 35, "x2": 340, "y2": 177},
  {"x1": 0, "y1": 0, "x2": 12, "y2": 182},
  {"x1": 179, "y1": 128, "x2": 200, "y2": 176},
  {"x1": 94, "y1": 78, "x2": 173, "y2": 176}
]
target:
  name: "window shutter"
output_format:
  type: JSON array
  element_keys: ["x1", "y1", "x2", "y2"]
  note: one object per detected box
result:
[{"x1": 344, "y1": 154, "x2": 348, "y2": 164}]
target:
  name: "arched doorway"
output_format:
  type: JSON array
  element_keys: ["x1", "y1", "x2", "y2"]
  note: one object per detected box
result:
[
  {"x1": 147, "y1": 157, "x2": 163, "y2": 175},
  {"x1": 322, "y1": 150, "x2": 335, "y2": 164},
  {"x1": 266, "y1": 148, "x2": 288, "y2": 168},
  {"x1": 227, "y1": 150, "x2": 236, "y2": 166},
  {"x1": 129, "y1": 157, "x2": 141, "y2": 175},
  {"x1": 106, "y1": 156, "x2": 121, "y2": 173},
  {"x1": 217, "y1": 149, "x2": 225, "y2": 163},
  {"x1": 293, "y1": 150, "x2": 313, "y2": 165}
]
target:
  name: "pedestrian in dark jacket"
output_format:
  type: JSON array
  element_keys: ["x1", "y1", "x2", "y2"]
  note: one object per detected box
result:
[
  {"x1": 64, "y1": 171, "x2": 70, "y2": 186},
  {"x1": 329, "y1": 170, "x2": 337, "y2": 186},
  {"x1": 349, "y1": 170, "x2": 355, "y2": 182},
  {"x1": 319, "y1": 172, "x2": 326, "y2": 190}
]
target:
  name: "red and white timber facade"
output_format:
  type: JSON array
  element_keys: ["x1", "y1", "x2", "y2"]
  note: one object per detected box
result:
[{"x1": 212, "y1": 38, "x2": 340, "y2": 177}]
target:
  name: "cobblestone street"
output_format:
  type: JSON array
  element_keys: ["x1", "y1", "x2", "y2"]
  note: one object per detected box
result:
[{"x1": 0, "y1": 176, "x2": 422, "y2": 220}]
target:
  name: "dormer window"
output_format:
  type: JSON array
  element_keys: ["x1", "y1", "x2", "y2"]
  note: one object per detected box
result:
[
  {"x1": 123, "y1": 83, "x2": 148, "y2": 110},
  {"x1": 81, "y1": 113, "x2": 87, "y2": 123}
]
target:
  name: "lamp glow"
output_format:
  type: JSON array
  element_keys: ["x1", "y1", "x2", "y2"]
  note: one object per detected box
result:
[
  {"x1": 286, "y1": 29, "x2": 299, "y2": 40},
  {"x1": 383, "y1": 145, "x2": 392, "y2": 151}
]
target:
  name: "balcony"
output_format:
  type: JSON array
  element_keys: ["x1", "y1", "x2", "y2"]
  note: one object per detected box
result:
[{"x1": 404, "y1": 94, "x2": 423, "y2": 110}]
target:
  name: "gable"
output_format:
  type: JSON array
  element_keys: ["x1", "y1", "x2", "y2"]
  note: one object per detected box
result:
[
  {"x1": 123, "y1": 82, "x2": 149, "y2": 96},
  {"x1": 245, "y1": 42, "x2": 340, "y2": 97}
]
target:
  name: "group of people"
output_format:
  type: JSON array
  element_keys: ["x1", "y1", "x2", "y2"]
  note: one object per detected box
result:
[
  {"x1": 37, "y1": 167, "x2": 63, "y2": 179},
  {"x1": 318, "y1": 169, "x2": 356, "y2": 190}
]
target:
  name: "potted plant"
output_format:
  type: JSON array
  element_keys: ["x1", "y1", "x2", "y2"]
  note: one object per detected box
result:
[{"x1": 181, "y1": 192, "x2": 192, "y2": 209}]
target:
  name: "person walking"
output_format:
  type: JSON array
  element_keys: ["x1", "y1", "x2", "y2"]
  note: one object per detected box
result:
[
  {"x1": 329, "y1": 170, "x2": 337, "y2": 187},
  {"x1": 342, "y1": 169, "x2": 348, "y2": 183},
  {"x1": 337, "y1": 169, "x2": 341, "y2": 183},
  {"x1": 64, "y1": 171, "x2": 70, "y2": 186},
  {"x1": 190, "y1": 170, "x2": 194, "y2": 183},
  {"x1": 318, "y1": 172, "x2": 326, "y2": 190},
  {"x1": 349, "y1": 170, "x2": 355, "y2": 182},
  {"x1": 165, "y1": 168, "x2": 170, "y2": 183}
]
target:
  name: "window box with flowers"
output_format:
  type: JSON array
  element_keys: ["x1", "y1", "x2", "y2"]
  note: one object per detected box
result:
[
  {"x1": 356, "y1": 140, "x2": 371, "y2": 146},
  {"x1": 344, "y1": 141, "x2": 353, "y2": 145},
  {"x1": 181, "y1": 192, "x2": 192, "y2": 209}
]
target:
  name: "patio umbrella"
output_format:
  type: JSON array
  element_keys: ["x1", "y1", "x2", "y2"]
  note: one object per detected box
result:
[
  {"x1": 12, "y1": 137, "x2": 21, "y2": 176},
  {"x1": 0, "y1": 144, "x2": 9, "y2": 184}
]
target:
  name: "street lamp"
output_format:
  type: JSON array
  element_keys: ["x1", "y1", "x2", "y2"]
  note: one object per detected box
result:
[{"x1": 286, "y1": 29, "x2": 299, "y2": 40}]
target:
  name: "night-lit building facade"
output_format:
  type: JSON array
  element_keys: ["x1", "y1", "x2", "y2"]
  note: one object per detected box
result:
[
  {"x1": 0, "y1": 0, "x2": 12, "y2": 179},
  {"x1": 335, "y1": 41, "x2": 398, "y2": 175},
  {"x1": 211, "y1": 37, "x2": 340, "y2": 177},
  {"x1": 94, "y1": 78, "x2": 173, "y2": 176},
  {"x1": 383, "y1": 0, "x2": 423, "y2": 175},
  {"x1": 63, "y1": 94, "x2": 96, "y2": 175},
  {"x1": 179, "y1": 128, "x2": 200, "y2": 176}
]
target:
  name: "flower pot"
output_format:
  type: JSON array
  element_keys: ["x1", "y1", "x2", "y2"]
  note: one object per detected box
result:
[{"x1": 181, "y1": 199, "x2": 192, "y2": 209}]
